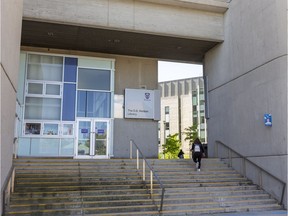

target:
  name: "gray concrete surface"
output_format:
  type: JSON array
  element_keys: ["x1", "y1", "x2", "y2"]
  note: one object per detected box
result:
[{"x1": 209, "y1": 210, "x2": 287, "y2": 216}]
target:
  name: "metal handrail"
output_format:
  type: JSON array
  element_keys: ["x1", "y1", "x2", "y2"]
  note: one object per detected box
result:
[
  {"x1": 129, "y1": 140, "x2": 165, "y2": 212},
  {"x1": 1, "y1": 165, "x2": 15, "y2": 215},
  {"x1": 215, "y1": 140, "x2": 286, "y2": 206}
]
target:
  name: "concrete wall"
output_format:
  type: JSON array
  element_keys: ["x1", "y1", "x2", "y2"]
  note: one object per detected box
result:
[
  {"x1": 204, "y1": 0, "x2": 287, "y2": 207},
  {"x1": 23, "y1": 0, "x2": 226, "y2": 42},
  {"x1": 114, "y1": 119, "x2": 158, "y2": 158},
  {"x1": 0, "y1": 0, "x2": 23, "y2": 213}
]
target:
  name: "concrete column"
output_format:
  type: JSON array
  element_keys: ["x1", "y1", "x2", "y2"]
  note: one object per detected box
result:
[{"x1": 0, "y1": 0, "x2": 23, "y2": 213}]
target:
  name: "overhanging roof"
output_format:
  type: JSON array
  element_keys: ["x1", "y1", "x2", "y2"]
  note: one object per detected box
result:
[{"x1": 21, "y1": 20, "x2": 220, "y2": 63}]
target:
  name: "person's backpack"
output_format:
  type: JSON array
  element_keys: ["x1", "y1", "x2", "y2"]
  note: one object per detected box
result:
[{"x1": 194, "y1": 144, "x2": 201, "y2": 152}]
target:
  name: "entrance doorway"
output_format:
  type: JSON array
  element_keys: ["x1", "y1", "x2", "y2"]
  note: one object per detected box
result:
[{"x1": 76, "y1": 119, "x2": 110, "y2": 158}]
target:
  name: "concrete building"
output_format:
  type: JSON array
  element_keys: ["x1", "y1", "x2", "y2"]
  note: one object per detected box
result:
[
  {"x1": 1, "y1": 0, "x2": 287, "y2": 213},
  {"x1": 158, "y1": 77, "x2": 207, "y2": 154}
]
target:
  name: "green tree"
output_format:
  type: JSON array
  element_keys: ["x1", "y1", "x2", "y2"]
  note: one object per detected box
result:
[
  {"x1": 162, "y1": 133, "x2": 181, "y2": 159},
  {"x1": 183, "y1": 124, "x2": 198, "y2": 147}
]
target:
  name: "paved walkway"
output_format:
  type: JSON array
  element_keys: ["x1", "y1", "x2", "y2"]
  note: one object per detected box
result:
[{"x1": 208, "y1": 210, "x2": 287, "y2": 216}]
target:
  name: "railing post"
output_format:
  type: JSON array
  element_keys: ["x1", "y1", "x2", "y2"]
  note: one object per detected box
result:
[
  {"x1": 215, "y1": 142, "x2": 218, "y2": 158},
  {"x1": 228, "y1": 149, "x2": 232, "y2": 167},
  {"x1": 280, "y1": 183, "x2": 286, "y2": 206},
  {"x1": 258, "y1": 170, "x2": 262, "y2": 189},
  {"x1": 6, "y1": 181, "x2": 11, "y2": 206},
  {"x1": 143, "y1": 160, "x2": 145, "y2": 181},
  {"x1": 160, "y1": 188, "x2": 165, "y2": 212},
  {"x1": 130, "y1": 140, "x2": 133, "y2": 159},
  {"x1": 136, "y1": 150, "x2": 139, "y2": 170},
  {"x1": 150, "y1": 170, "x2": 153, "y2": 194},
  {"x1": 242, "y1": 158, "x2": 246, "y2": 178}
]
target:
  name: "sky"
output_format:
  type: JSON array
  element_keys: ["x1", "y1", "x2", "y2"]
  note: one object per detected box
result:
[{"x1": 158, "y1": 61, "x2": 203, "y2": 82}]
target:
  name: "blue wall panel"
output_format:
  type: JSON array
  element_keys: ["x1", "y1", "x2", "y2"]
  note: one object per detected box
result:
[
  {"x1": 62, "y1": 84, "x2": 76, "y2": 121},
  {"x1": 64, "y1": 57, "x2": 77, "y2": 82}
]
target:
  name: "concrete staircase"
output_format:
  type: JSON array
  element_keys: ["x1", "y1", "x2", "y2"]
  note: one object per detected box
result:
[
  {"x1": 4, "y1": 158, "x2": 282, "y2": 216},
  {"x1": 150, "y1": 159, "x2": 282, "y2": 215}
]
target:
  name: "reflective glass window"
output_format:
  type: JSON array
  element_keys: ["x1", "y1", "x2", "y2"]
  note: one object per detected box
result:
[
  {"x1": 77, "y1": 91, "x2": 111, "y2": 118},
  {"x1": 25, "y1": 97, "x2": 61, "y2": 120},
  {"x1": 78, "y1": 68, "x2": 110, "y2": 90}
]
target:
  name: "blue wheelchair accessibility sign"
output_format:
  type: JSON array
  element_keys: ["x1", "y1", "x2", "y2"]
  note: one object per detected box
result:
[{"x1": 264, "y1": 114, "x2": 272, "y2": 126}]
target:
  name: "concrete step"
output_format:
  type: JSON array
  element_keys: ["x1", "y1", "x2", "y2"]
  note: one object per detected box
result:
[
  {"x1": 11, "y1": 188, "x2": 149, "y2": 199},
  {"x1": 15, "y1": 177, "x2": 142, "y2": 185},
  {"x1": 14, "y1": 183, "x2": 147, "y2": 192},
  {"x1": 5, "y1": 203, "x2": 158, "y2": 216},
  {"x1": 160, "y1": 203, "x2": 282, "y2": 215},
  {"x1": 8, "y1": 198, "x2": 157, "y2": 211}
]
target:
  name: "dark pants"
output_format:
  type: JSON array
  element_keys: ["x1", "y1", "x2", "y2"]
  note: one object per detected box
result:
[{"x1": 193, "y1": 152, "x2": 202, "y2": 169}]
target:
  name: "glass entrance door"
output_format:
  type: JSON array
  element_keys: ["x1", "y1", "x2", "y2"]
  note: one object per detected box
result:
[{"x1": 76, "y1": 119, "x2": 109, "y2": 158}]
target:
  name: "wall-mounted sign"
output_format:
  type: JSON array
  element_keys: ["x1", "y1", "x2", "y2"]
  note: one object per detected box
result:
[
  {"x1": 124, "y1": 88, "x2": 160, "y2": 120},
  {"x1": 97, "y1": 129, "x2": 105, "y2": 135},
  {"x1": 264, "y1": 114, "x2": 272, "y2": 127},
  {"x1": 81, "y1": 128, "x2": 88, "y2": 133}
]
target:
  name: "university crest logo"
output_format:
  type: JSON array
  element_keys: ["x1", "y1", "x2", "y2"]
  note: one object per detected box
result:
[{"x1": 145, "y1": 93, "x2": 150, "y2": 100}]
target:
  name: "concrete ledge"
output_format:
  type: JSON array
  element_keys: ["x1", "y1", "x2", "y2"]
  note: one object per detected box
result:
[{"x1": 140, "y1": 0, "x2": 229, "y2": 13}]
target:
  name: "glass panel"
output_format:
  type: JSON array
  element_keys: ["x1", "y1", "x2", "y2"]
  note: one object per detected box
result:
[
  {"x1": 27, "y1": 54, "x2": 63, "y2": 81},
  {"x1": 77, "y1": 91, "x2": 111, "y2": 118},
  {"x1": 94, "y1": 122, "x2": 107, "y2": 156},
  {"x1": 28, "y1": 83, "x2": 43, "y2": 94},
  {"x1": 18, "y1": 138, "x2": 31, "y2": 156},
  {"x1": 46, "y1": 84, "x2": 60, "y2": 95},
  {"x1": 86, "y1": 92, "x2": 111, "y2": 118},
  {"x1": 60, "y1": 138, "x2": 74, "y2": 155},
  {"x1": 95, "y1": 122, "x2": 107, "y2": 139},
  {"x1": 78, "y1": 121, "x2": 91, "y2": 155},
  {"x1": 25, "y1": 123, "x2": 41, "y2": 135},
  {"x1": 95, "y1": 140, "x2": 106, "y2": 155},
  {"x1": 25, "y1": 97, "x2": 61, "y2": 120},
  {"x1": 30, "y1": 138, "x2": 60, "y2": 156},
  {"x1": 62, "y1": 124, "x2": 74, "y2": 136},
  {"x1": 77, "y1": 91, "x2": 86, "y2": 117},
  {"x1": 78, "y1": 68, "x2": 110, "y2": 90},
  {"x1": 43, "y1": 123, "x2": 59, "y2": 135}
]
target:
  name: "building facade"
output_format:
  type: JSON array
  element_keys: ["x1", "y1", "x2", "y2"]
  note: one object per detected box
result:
[
  {"x1": 16, "y1": 50, "x2": 159, "y2": 159},
  {"x1": 158, "y1": 77, "x2": 207, "y2": 154},
  {"x1": 1, "y1": 0, "x2": 287, "y2": 212}
]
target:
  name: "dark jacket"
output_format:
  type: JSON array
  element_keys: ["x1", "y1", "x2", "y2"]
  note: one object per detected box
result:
[{"x1": 191, "y1": 138, "x2": 204, "y2": 154}]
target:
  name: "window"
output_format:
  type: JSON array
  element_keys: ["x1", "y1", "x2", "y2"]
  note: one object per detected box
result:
[
  {"x1": 26, "y1": 82, "x2": 62, "y2": 97},
  {"x1": 62, "y1": 124, "x2": 74, "y2": 136},
  {"x1": 24, "y1": 54, "x2": 63, "y2": 121},
  {"x1": 77, "y1": 91, "x2": 111, "y2": 118},
  {"x1": 78, "y1": 68, "x2": 110, "y2": 91},
  {"x1": 165, "y1": 106, "x2": 169, "y2": 114},
  {"x1": 25, "y1": 123, "x2": 41, "y2": 135},
  {"x1": 165, "y1": 122, "x2": 170, "y2": 130},
  {"x1": 77, "y1": 67, "x2": 112, "y2": 118},
  {"x1": 43, "y1": 123, "x2": 59, "y2": 135},
  {"x1": 25, "y1": 97, "x2": 61, "y2": 120},
  {"x1": 28, "y1": 83, "x2": 43, "y2": 94},
  {"x1": 27, "y1": 54, "x2": 63, "y2": 82},
  {"x1": 46, "y1": 84, "x2": 61, "y2": 95}
]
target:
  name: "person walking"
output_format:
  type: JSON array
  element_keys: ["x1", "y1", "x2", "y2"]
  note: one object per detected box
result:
[
  {"x1": 178, "y1": 149, "x2": 184, "y2": 159},
  {"x1": 191, "y1": 138, "x2": 205, "y2": 171}
]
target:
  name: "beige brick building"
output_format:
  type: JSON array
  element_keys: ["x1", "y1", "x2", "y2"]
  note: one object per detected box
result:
[{"x1": 158, "y1": 77, "x2": 207, "y2": 155}]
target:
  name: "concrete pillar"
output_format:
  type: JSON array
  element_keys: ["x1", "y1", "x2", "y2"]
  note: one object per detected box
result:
[{"x1": 0, "y1": 0, "x2": 23, "y2": 213}]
